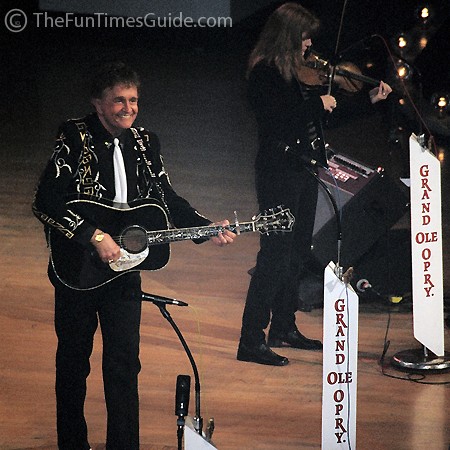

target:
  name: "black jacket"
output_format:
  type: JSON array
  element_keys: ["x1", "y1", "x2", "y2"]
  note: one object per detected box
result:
[
  {"x1": 247, "y1": 62, "x2": 327, "y2": 173},
  {"x1": 33, "y1": 113, "x2": 210, "y2": 247}
]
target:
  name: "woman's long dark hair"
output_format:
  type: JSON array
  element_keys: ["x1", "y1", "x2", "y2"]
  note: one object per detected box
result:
[{"x1": 247, "y1": 2, "x2": 320, "y2": 81}]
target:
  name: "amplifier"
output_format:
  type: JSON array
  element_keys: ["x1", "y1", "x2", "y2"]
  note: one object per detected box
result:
[{"x1": 311, "y1": 153, "x2": 409, "y2": 269}]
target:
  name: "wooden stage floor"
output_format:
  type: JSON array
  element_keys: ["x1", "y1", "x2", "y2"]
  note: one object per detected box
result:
[{"x1": 1, "y1": 15, "x2": 450, "y2": 450}]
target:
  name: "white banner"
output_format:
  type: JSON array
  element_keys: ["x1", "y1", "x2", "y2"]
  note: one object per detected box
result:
[
  {"x1": 322, "y1": 262, "x2": 359, "y2": 449},
  {"x1": 409, "y1": 134, "x2": 445, "y2": 356},
  {"x1": 185, "y1": 417, "x2": 217, "y2": 450}
]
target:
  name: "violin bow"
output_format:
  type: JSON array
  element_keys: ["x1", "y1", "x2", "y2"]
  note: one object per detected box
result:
[{"x1": 327, "y1": 0, "x2": 350, "y2": 96}]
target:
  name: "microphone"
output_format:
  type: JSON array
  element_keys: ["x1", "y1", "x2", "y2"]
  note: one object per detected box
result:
[
  {"x1": 356, "y1": 278, "x2": 372, "y2": 292},
  {"x1": 141, "y1": 292, "x2": 189, "y2": 307},
  {"x1": 356, "y1": 278, "x2": 382, "y2": 297},
  {"x1": 175, "y1": 374, "x2": 191, "y2": 418},
  {"x1": 277, "y1": 141, "x2": 327, "y2": 169}
]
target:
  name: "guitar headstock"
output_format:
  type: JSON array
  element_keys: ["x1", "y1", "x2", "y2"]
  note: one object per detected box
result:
[{"x1": 253, "y1": 205, "x2": 295, "y2": 234}]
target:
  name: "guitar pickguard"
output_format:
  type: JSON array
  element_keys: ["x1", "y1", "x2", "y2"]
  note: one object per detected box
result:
[{"x1": 109, "y1": 248, "x2": 150, "y2": 272}]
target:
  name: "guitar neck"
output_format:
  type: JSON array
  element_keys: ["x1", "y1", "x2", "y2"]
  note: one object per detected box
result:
[{"x1": 147, "y1": 221, "x2": 255, "y2": 245}]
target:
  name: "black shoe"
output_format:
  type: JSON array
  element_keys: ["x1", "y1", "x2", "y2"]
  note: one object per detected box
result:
[
  {"x1": 268, "y1": 328, "x2": 323, "y2": 350},
  {"x1": 237, "y1": 341, "x2": 289, "y2": 366}
]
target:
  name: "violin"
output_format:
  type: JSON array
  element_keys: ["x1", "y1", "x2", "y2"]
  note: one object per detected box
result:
[{"x1": 298, "y1": 51, "x2": 382, "y2": 93}]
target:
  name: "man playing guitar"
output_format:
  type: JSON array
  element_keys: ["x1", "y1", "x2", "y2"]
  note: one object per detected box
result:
[{"x1": 32, "y1": 61, "x2": 236, "y2": 449}]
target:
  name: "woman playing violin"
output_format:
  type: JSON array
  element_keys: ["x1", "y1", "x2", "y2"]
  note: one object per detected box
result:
[
  {"x1": 299, "y1": 50, "x2": 393, "y2": 104},
  {"x1": 237, "y1": 2, "x2": 392, "y2": 366}
]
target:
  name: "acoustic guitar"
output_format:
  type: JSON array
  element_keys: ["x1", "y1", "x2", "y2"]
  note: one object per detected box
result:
[{"x1": 48, "y1": 196, "x2": 295, "y2": 290}]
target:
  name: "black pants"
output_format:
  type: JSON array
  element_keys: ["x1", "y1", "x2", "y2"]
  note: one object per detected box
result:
[
  {"x1": 240, "y1": 167, "x2": 319, "y2": 345},
  {"x1": 53, "y1": 273, "x2": 142, "y2": 450}
]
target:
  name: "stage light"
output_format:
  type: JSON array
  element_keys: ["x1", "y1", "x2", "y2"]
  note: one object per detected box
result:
[
  {"x1": 395, "y1": 60, "x2": 413, "y2": 80},
  {"x1": 419, "y1": 6, "x2": 429, "y2": 20},
  {"x1": 415, "y1": 4, "x2": 434, "y2": 26},
  {"x1": 392, "y1": 32, "x2": 413, "y2": 58},
  {"x1": 431, "y1": 92, "x2": 450, "y2": 116},
  {"x1": 397, "y1": 33, "x2": 408, "y2": 49},
  {"x1": 418, "y1": 35, "x2": 428, "y2": 50}
]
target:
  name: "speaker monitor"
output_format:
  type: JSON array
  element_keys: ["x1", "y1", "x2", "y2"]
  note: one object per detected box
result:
[{"x1": 311, "y1": 153, "x2": 410, "y2": 270}]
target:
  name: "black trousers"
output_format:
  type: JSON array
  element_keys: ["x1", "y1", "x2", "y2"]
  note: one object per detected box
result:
[
  {"x1": 53, "y1": 272, "x2": 142, "y2": 450},
  {"x1": 240, "y1": 166, "x2": 319, "y2": 345}
]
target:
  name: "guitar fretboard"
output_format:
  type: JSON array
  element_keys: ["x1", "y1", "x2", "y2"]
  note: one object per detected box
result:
[{"x1": 146, "y1": 222, "x2": 255, "y2": 245}]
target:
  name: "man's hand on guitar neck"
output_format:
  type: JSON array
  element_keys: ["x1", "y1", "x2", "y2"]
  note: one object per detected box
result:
[
  {"x1": 89, "y1": 220, "x2": 236, "y2": 266},
  {"x1": 209, "y1": 220, "x2": 236, "y2": 247},
  {"x1": 91, "y1": 229, "x2": 122, "y2": 264}
]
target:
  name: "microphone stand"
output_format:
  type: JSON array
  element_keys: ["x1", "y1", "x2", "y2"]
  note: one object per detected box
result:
[{"x1": 141, "y1": 292, "x2": 204, "y2": 436}]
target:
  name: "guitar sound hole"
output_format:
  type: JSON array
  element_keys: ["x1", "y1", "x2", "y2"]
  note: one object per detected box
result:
[{"x1": 121, "y1": 226, "x2": 148, "y2": 253}]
